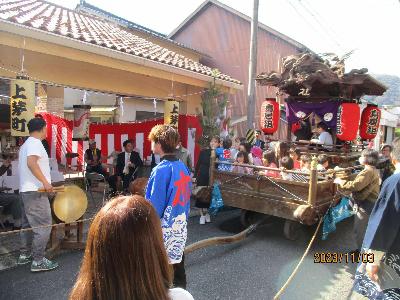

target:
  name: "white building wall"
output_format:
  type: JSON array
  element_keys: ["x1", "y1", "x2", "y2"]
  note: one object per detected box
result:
[
  {"x1": 64, "y1": 88, "x2": 115, "y2": 107},
  {"x1": 64, "y1": 88, "x2": 165, "y2": 122}
]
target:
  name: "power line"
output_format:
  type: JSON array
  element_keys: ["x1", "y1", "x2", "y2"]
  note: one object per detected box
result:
[
  {"x1": 300, "y1": 0, "x2": 344, "y2": 49},
  {"x1": 285, "y1": 0, "x2": 340, "y2": 50}
]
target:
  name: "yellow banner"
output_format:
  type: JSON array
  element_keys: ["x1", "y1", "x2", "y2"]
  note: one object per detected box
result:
[
  {"x1": 164, "y1": 98, "x2": 179, "y2": 128},
  {"x1": 10, "y1": 79, "x2": 35, "y2": 136}
]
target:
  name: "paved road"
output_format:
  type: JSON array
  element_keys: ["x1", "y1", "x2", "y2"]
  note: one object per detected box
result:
[{"x1": 0, "y1": 209, "x2": 358, "y2": 300}]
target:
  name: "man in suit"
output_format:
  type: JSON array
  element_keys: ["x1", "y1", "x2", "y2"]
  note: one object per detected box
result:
[
  {"x1": 112, "y1": 139, "x2": 143, "y2": 191},
  {"x1": 84, "y1": 140, "x2": 108, "y2": 178}
]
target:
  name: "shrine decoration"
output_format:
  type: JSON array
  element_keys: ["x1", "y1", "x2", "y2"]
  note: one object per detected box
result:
[
  {"x1": 291, "y1": 121, "x2": 301, "y2": 133},
  {"x1": 164, "y1": 98, "x2": 179, "y2": 128},
  {"x1": 359, "y1": 104, "x2": 381, "y2": 140},
  {"x1": 10, "y1": 76, "x2": 35, "y2": 136},
  {"x1": 72, "y1": 105, "x2": 91, "y2": 141},
  {"x1": 336, "y1": 102, "x2": 360, "y2": 141},
  {"x1": 260, "y1": 98, "x2": 280, "y2": 135}
]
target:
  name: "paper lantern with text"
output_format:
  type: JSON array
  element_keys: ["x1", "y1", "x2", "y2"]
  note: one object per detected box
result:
[
  {"x1": 72, "y1": 105, "x2": 91, "y2": 141},
  {"x1": 359, "y1": 105, "x2": 381, "y2": 140},
  {"x1": 336, "y1": 102, "x2": 360, "y2": 141},
  {"x1": 260, "y1": 98, "x2": 280, "y2": 135}
]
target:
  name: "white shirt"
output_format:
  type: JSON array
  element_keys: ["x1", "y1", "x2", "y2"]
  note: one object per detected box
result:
[
  {"x1": 169, "y1": 288, "x2": 194, "y2": 300},
  {"x1": 123, "y1": 151, "x2": 130, "y2": 174},
  {"x1": 18, "y1": 137, "x2": 51, "y2": 192},
  {"x1": 318, "y1": 132, "x2": 333, "y2": 146}
]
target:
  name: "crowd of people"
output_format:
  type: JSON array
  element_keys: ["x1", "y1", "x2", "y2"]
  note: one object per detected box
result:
[
  {"x1": 193, "y1": 131, "x2": 333, "y2": 192},
  {"x1": 1, "y1": 116, "x2": 399, "y2": 299}
]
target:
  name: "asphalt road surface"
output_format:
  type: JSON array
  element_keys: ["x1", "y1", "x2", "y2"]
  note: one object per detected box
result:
[{"x1": 0, "y1": 209, "x2": 358, "y2": 300}]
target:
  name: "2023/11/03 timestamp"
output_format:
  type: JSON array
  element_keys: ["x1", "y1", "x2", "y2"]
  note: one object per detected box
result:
[{"x1": 314, "y1": 252, "x2": 374, "y2": 264}]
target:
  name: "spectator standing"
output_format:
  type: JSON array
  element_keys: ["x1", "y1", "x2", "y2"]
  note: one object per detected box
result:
[
  {"x1": 352, "y1": 138, "x2": 400, "y2": 299},
  {"x1": 334, "y1": 149, "x2": 381, "y2": 253},
  {"x1": 194, "y1": 136, "x2": 219, "y2": 225},
  {"x1": 146, "y1": 125, "x2": 192, "y2": 289},
  {"x1": 70, "y1": 195, "x2": 194, "y2": 300},
  {"x1": 175, "y1": 140, "x2": 193, "y2": 173}
]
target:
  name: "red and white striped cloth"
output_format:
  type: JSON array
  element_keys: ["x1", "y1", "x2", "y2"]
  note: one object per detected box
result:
[{"x1": 39, "y1": 113, "x2": 202, "y2": 168}]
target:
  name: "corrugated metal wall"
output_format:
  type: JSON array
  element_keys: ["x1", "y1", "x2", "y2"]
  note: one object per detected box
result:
[{"x1": 172, "y1": 4, "x2": 302, "y2": 137}]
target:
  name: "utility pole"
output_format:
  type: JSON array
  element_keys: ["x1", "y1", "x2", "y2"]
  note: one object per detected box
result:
[{"x1": 246, "y1": 0, "x2": 259, "y2": 129}]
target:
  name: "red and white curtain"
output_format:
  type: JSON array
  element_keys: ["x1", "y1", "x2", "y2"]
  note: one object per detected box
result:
[{"x1": 39, "y1": 113, "x2": 202, "y2": 168}]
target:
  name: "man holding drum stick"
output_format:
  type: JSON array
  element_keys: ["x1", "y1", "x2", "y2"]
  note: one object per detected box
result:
[{"x1": 17, "y1": 117, "x2": 59, "y2": 272}]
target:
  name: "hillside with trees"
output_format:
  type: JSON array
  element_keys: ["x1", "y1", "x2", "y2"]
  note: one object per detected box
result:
[{"x1": 364, "y1": 74, "x2": 400, "y2": 106}]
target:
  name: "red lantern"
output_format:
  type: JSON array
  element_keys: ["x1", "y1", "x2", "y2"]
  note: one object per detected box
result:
[
  {"x1": 336, "y1": 102, "x2": 360, "y2": 141},
  {"x1": 260, "y1": 98, "x2": 280, "y2": 134},
  {"x1": 359, "y1": 105, "x2": 381, "y2": 140}
]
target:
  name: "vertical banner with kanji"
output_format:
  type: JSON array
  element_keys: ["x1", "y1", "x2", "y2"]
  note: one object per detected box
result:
[
  {"x1": 72, "y1": 105, "x2": 91, "y2": 141},
  {"x1": 164, "y1": 98, "x2": 179, "y2": 128},
  {"x1": 10, "y1": 79, "x2": 35, "y2": 136}
]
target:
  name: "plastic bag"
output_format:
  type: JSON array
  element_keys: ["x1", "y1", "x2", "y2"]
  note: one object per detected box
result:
[{"x1": 208, "y1": 183, "x2": 224, "y2": 216}]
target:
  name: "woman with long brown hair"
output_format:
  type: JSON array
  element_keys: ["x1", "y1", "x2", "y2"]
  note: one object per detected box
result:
[{"x1": 69, "y1": 195, "x2": 194, "y2": 300}]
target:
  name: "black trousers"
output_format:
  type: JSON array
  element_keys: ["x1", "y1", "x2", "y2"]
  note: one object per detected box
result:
[
  {"x1": 86, "y1": 164, "x2": 109, "y2": 179},
  {"x1": 108, "y1": 173, "x2": 135, "y2": 192},
  {"x1": 172, "y1": 254, "x2": 187, "y2": 289}
]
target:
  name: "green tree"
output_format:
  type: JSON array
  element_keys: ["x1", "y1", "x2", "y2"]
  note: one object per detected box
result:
[{"x1": 197, "y1": 69, "x2": 230, "y2": 148}]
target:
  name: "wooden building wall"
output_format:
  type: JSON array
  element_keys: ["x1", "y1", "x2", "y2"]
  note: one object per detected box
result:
[{"x1": 171, "y1": 4, "x2": 303, "y2": 136}]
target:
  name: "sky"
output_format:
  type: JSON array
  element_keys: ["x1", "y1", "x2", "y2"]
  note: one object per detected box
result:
[{"x1": 50, "y1": 0, "x2": 400, "y2": 76}]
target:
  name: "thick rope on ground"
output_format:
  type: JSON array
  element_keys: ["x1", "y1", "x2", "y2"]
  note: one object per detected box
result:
[{"x1": 273, "y1": 216, "x2": 324, "y2": 299}]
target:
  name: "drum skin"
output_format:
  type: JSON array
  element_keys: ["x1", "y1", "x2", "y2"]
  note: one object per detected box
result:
[{"x1": 52, "y1": 185, "x2": 88, "y2": 223}]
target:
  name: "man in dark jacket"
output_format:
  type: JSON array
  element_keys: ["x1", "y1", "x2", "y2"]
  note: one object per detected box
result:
[
  {"x1": 352, "y1": 138, "x2": 400, "y2": 299},
  {"x1": 254, "y1": 130, "x2": 266, "y2": 149},
  {"x1": 113, "y1": 139, "x2": 143, "y2": 191},
  {"x1": 84, "y1": 140, "x2": 108, "y2": 178}
]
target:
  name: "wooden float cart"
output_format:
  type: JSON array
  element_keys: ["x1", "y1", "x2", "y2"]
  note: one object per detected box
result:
[{"x1": 209, "y1": 154, "x2": 341, "y2": 240}]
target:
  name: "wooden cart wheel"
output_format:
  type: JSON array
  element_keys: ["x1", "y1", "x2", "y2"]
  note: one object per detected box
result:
[
  {"x1": 283, "y1": 219, "x2": 302, "y2": 241},
  {"x1": 240, "y1": 210, "x2": 270, "y2": 227}
]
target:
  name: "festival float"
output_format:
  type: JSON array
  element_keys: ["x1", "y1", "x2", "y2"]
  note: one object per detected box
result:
[{"x1": 209, "y1": 52, "x2": 387, "y2": 240}]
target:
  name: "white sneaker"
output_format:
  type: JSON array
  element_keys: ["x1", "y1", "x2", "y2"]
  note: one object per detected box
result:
[
  {"x1": 199, "y1": 215, "x2": 206, "y2": 225},
  {"x1": 205, "y1": 213, "x2": 211, "y2": 223}
]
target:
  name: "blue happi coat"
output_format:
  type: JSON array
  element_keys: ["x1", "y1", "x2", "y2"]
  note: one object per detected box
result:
[
  {"x1": 215, "y1": 147, "x2": 232, "y2": 171},
  {"x1": 145, "y1": 155, "x2": 192, "y2": 264}
]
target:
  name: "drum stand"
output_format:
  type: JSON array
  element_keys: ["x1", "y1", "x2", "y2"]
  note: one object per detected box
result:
[{"x1": 47, "y1": 218, "x2": 85, "y2": 257}]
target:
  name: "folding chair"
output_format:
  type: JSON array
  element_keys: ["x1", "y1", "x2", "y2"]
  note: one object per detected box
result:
[{"x1": 85, "y1": 173, "x2": 109, "y2": 206}]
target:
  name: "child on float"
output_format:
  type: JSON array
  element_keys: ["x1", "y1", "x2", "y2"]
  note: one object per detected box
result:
[
  {"x1": 289, "y1": 147, "x2": 301, "y2": 169},
  {"x1": 251, "y1": 146, "x2": 263, "y2": 166},
  {"x1": 280, "y1": 156, "x2": 295, "y2": 181},
  {"x1": 261, "y1": 150, "x2": 280, "y2": 178},
  {"x1": 232, "y1": 151, "x2": 252, "y2": 174},
  {"x1": 238, "y1": 142, "x2": 254, "y2": 164},
  {"x1": 216, "y1": 137, "x2": 233, "y2": 171}
]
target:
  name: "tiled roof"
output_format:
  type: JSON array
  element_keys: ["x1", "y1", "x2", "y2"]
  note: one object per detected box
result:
[
  {"x1": 0, "y1": 0, "x2": 241, "y2": 85},
  {"x1": 76, "y1": 1, "x2": 205, "y2": 55}
]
